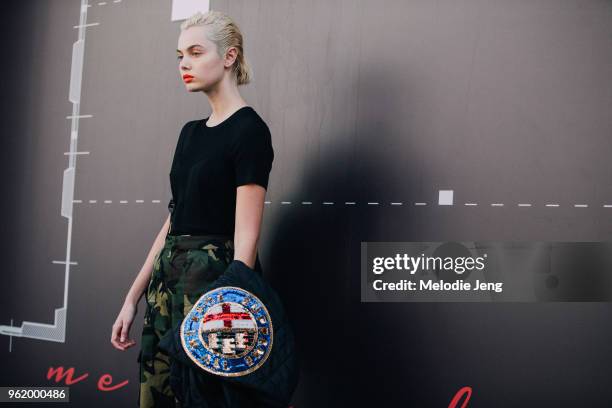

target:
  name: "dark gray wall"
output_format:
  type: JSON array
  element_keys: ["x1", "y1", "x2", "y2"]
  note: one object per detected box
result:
[{"x1": 1, "y1": 0, "x2": 611, "y2": 406}]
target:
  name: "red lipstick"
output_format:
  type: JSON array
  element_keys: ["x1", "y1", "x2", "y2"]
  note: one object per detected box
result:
[{"x1": 183, "y1": 74, "x2": 194, "y2": 83}]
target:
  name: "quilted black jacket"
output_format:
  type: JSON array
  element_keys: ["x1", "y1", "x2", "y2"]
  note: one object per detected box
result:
[{"x1": 158, "y1": 259, "x2": 300, "y2": 408}]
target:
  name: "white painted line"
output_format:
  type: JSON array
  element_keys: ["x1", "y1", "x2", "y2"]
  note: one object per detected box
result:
[
  {"x1": 9, "y1": 319, "x2": 12, "y2": 352},
  {"x1": 518, "y1": 203, "x2": 532, "y2": 207},
  {"x1": 264, "y1": 201, "x2": 271, "y2": 204},
  {"x1": 345, "y1": 202, "x2": 355, "y2": 205},
  {"x1": 390, "y1": 202, "x2": 403, "y2": 205},
  {"x1": 52, "y1": 260, "x2": 78, "y2": 265},
  {"x1": 104, "y1": 200, "x2": 112, "y2": 203},
  {"x1": 89, "y1": 200, "x2": 97, "y2": 203},
  {"x1": 367, "y1": 202, "x2": 379, "y2": 205},
  {"x1": 491, "y1": 203, "x2": 504, "y2": 206},
  {"x1": 573, "y1": 204, "x2": 588, "y2": 207},
  {"x1": 73, "y1": 22, "x2": 100, "y2": 28},
  {"x1": 415, "y1": 202, "x2": 427, "y2": 206},
  {"x1": 323, "y1": 202, "x2": 334, "y2": 205},
  {"x1": 281, "y1": 201, "x2": 291, "y2": 204},
  {"x1": 152, "y1": 200, "x2": 161, "y2": 203},
  {"x1": 72, "y1": 200, "x2": 82, "y2": 203},
  {"x1": 135, "y1": 200, "x2": 144, "y2": 203},
  {"x1": 98, "y1": 2, "x2": 107, "y2": 5},
  {"x1": 1, "y1": 0, "x2": 91, "y2": 346},
  {"x1": 545, "y1": 204, "x2": 560, "y2": 207},
  {"x1": 64, "y1": 151, "x2": 89, "y2": 155},
  {"x1": 464, "y1": 203, "x2": 478, "y2": 206},
  {"x1": 301, "y1": 201, "x2": 312, "y2": 205},
  {"x1": 66, "y1": 114, "x2": 92, "y2": 119},
  {"x1": 69, "y1": 40, "x2": 84, "y2": 103},
  {"x1": 604, "y1": 204, "x2": 612, "y2": 208},
  {"x1": 119, "y1": 200, "x2": 128, "y2": 204}
]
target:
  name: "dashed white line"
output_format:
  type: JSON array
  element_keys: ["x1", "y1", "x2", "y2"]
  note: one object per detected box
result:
[{"x1": 70, "y1": 200, "x2": 612, "y2": 210}]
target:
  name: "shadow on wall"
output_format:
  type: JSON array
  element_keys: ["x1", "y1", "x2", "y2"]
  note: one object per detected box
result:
[{"x1": 262, "y1": 66, "x2": 440, "y2": 407}]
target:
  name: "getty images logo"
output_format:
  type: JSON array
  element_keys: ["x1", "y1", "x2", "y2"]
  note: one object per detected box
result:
[{"x1": 372, "y1": 253, "x2": 487, "y2": 275}]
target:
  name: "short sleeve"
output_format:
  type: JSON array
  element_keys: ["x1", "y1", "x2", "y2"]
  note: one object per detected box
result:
[{"x1": 231, "y1": 122, "x2": 274, "y2": 189}]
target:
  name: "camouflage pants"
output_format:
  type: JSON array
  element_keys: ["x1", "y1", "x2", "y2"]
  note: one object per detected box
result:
[{"x1": 137, "y1": 233, "x2": 237, "y2": 407}]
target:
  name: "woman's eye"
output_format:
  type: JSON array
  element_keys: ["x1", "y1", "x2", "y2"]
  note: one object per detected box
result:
[{"x1": 176, "y1": 52, "x2": 201, "y2": 60}]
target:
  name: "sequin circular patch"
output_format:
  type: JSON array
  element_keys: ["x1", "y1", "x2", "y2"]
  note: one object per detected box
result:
[{"x1": 180, "y1": 286, "x2": 273, "y2": 377}]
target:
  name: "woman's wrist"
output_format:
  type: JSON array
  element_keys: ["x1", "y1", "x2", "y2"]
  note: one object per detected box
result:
[{"x1": 124, "y1": 292, "x2": 139, "y2": 308}]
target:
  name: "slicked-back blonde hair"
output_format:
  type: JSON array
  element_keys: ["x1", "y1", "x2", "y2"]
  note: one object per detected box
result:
[{"x1": 180, "y1": 10, "x2": 252, "y2": 86}]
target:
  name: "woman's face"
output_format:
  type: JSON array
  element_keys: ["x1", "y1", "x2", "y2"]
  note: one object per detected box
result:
[{"x1": 177, "y1": 26, "x2": 226, "y2": 92}]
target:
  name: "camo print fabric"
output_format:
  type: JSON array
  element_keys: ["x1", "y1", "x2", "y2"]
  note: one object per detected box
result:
[{"x1": 137, "y1": 233, "x2": 235, "y2": 407}]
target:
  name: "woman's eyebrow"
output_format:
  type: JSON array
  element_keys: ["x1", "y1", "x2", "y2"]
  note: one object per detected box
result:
[{"x1": 176, "y1": 44, "x2": 204, "y2": 53}]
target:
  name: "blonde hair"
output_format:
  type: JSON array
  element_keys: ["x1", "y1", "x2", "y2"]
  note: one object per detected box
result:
[{"x1": 180, "y1": 10, "x2": 252, "y2": 86}]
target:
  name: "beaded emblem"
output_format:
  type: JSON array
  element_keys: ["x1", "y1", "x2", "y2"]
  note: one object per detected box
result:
[{"x1": 180, "y1": 286, "x2": 273, "y2": 377}]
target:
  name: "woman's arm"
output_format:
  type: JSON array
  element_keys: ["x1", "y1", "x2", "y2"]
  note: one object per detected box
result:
[
  {"x1": 124, "y1": 213, "x2": 171, "y2": 307},
  {"x1": 233, "y1": 184, "x2": 266, "y2": 269},
  {"x1": 111, "y1": 213, "x2": 170, "y2": 351}
]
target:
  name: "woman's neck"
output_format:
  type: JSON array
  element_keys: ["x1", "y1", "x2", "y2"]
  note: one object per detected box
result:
[{"x1": 205, "y1": 77, "x2": 247, "y2": 125}]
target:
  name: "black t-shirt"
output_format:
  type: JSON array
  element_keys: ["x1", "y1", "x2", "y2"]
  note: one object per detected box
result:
[{"x1": 167, "y1": 106, "x2": 274, "y2": 236}]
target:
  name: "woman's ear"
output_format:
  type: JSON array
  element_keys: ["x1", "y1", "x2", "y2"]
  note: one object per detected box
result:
[{"x1": 224, "y1": 46, "x2": 238, "y2": 68}]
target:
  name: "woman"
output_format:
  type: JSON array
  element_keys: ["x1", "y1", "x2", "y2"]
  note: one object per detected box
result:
[{"x1": 110, "y1": 10, "x2": 275, "y2": 407}]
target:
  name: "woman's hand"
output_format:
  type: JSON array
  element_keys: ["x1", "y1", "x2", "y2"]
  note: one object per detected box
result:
[{"x1": 111, "y1": 303, "x2": 138, "y2": 351}]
